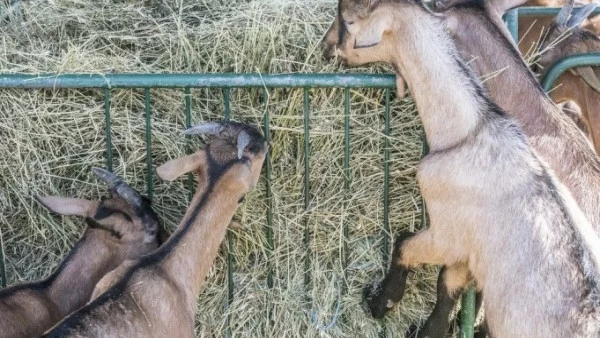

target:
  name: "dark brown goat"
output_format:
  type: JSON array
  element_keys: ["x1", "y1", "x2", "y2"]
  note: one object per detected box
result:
[{"x1": 0, "y1": 168, "x2": 161, "y2": 338}]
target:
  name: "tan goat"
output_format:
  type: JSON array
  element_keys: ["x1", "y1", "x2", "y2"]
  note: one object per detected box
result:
[
  {"x1": 41, "y1": 121, "x2": 268, "y2": 338},
  {"x1": 0, "y1": 168, "x2": 162, "y2": 338},
  {"x1": 323, "y1": 0, "x2": 600, "y2": 337},
  {"x1": 537, "y1": 2, "x2": 600, "y2": 151},
  {"x1": 355, "y1": 0, "x2": 600, "y2": 336}
]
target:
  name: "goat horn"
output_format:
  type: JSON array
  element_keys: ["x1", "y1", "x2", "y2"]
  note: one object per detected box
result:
[
  {"x1": 556, "y1": 0, "x2": 575, "y2": 26},
  {"x1": 182, "y1": 122, "x2": 224, "y2": 136},
  {"x1": 567, "y1": 3, "x2": 598, "y2": 28},
  {"x1": 91, "y1": 167, "x2": 142, "y2": 208},
  {"x1": 237, "y1": 131, "x2": 250, "y2": 159}
]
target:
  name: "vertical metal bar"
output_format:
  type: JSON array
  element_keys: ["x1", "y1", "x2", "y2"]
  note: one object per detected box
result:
[
  {"x1": 420, "y1": 133, "x2": 429, "y2": 230},
  {"x1": 0, "y1": 227, "x2": 6, "y2": 287},
  {"x1": 461, "y1": 287, "x2": 476, "y2": 338},
  {"x1": 343, "y1": 88, "x2": 351, "y2": 286},
  {"x1": 223, "y1": 88, "x2": 234, "y2": 338},
  {"x1": 184, "y1": 88, "x2": 193, "y2": 201},
  {"x1": 303, "y1": 87, "x2": 312, "y2": 305},
  {"x1": 262, "y1": 89, "x2": 273, "y2": 288},
  {"x1": 382, "y1": 89, "x2": 391, "y2": 265},
  {"x1": 262, "y1": 88, "x2": 274, "y2": 332},
  {"x1": 223, "y1": 88, "x2": 231, "y2": 120},
  {"x1": 104, "y1": 88, "x2": 112, "y2": 172},
  {"x1": 379, "y1": 89, "x2": 392, "y2": 338},
  {"x1": 144, "y1": 89, "x2": 153, "y2": 200},
  {"x1": 505, "y1": 8, "x2": 519, "y2": 43}
]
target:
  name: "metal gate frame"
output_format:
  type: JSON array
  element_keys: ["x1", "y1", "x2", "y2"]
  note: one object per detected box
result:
[{"x1": 1, "y1": 7, "x2": 600, "y2": 338}]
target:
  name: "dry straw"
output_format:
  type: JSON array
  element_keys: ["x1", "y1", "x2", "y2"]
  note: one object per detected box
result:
[{"x1": 0, "y1": 0, "x2": 448, "y2": 337}]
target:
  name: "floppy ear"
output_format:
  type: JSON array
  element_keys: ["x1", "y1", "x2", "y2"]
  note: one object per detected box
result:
[
  {"x1": 576, "y1": 66, "x2": 600, "y2": 93},
  {"x1": 156, "y1": 150, "x2": 206, "y2": 182},
  {"x1": 354, "y1": 12, "x2": 393, "y2": 49},
  {"x1": 35, "y1": 196, "x2": 95, "y2": 217}
]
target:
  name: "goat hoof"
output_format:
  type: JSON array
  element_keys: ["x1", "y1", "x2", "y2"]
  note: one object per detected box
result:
[{"x1": 361, "y1": 279, "x2": 391, "y2": 319}]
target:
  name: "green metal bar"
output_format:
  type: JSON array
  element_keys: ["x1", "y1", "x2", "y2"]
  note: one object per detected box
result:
[
  {"x1": 0, "y1": 74, "x2": 396, "y2": 89},
  {"x1": 184, "y1": 88, "x2": 193, "y2": 202},
  {"x1": 0, "y1": 227, "x2": 6, "y2": 287},
  {"x1": 144, "y1": 89, "x2": 153, "y2": 200},
  {"x1": 461, "y1": 287, "x2": 476, "y2": 338},
  {"x1": 104, "y1": 88, "x2": 112, "y2": 172},
  {"x1": 382, "y1": 89, "x2": 391, "y2": 265},
  {"x1": 303, "y1": 87, "x2": 312, "y2": 305},
  {"x1": 223, "y1": 88, "x2": 231, "y2": 120},
  {"x1": 262, "y1": 88, "x2": 274, "y2": 331},
  {"x1": 542, "y1": 53, "x2": 600, "y2": 92},
  {"x1": 223, "y1": 88, "x2": 234, "y2": 338},
  {"x1": 504, "y1": 9, "x2": 519, "y2": 43},
  {"x1": 343, "y1": 88, "x2": 350, "y2": 287},
  {"x1": 516, "y1": 6, "x2": 600, "y2": 16},
  {"x1": 263, "y1": 89, "x2": 274, "y2": 290}
]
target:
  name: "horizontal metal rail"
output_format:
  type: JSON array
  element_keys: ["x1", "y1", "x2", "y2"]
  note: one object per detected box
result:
[
  {"x1": 542, "y1": 52, "x2": 600, "y2": 91},
  {"x1": 0, "y1": 73, "x2": 396, "y2": 89}
]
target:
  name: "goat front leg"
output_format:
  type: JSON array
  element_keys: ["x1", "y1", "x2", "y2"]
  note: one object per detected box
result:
[
  {"x1": 362, "y1": 229, "x2": 461, "y2": 319},
  {"x1": 406, "y1": 264, "x2": 471, "y2": 338}
]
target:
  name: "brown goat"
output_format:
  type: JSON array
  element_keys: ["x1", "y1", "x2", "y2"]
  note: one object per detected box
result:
[
  {"x1": 41, "y1": 121, "x2": 268, "y2": 338},
  {"x1": 0, "y1": 168, "x2": 161, "y2": 338},
  {"x1": 538, "y1": 2, "x2": 600, "y2": 151},
  {"x1": 324, "y1": 0, "x2": 600, "y2": 336},
  {"x1": 323, "y1": 0, "x2": 600, "y2": 337},
  {"x1": 434, "y1": 0, "x2": 600, "y2": 59}
]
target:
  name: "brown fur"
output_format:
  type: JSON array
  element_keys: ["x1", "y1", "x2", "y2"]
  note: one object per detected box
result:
[
  {"x1": 323, "y1": 0, "x2": 600, "y2": 336},
  {"x1": 0, "y1": 189, "x2": 161, "y2": 338},
  {"x1": 42, "y1": 122, "x2": 268, "y2": 338}
]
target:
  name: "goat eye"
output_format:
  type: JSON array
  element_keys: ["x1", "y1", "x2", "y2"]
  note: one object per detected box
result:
[{"x1": 346, "y1": 21, "x2": 354, "y2": 25}]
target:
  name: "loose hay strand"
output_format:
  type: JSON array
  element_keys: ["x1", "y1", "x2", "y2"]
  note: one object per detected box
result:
[{"x1": 0, "y1": 0, "x2": 444, "y2": 337}]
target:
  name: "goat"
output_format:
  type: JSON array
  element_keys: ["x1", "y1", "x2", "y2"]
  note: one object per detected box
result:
[
  {"x1": 0, "y1": 168, "x2": 161, "y2": 338},
  {"x1": 41, "y1": 121, "x2": 268, "y2": 338},
  {"x1": 322, "y1": 0, "x2": 600, "y2": 337},
  {"x1": 435, "y1": 0, "x2": 600, "y2": 60},
  {"x1": 364, "y1": 0, "x2": 600, "y2": 336},
  {"x1": 537, "y1": 1, "x2": 600, "y2": 151}
]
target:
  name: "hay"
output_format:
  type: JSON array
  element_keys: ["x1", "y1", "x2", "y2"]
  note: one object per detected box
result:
[{"x1": 0, "y1": 0, "x2": 445, "y2": 336}]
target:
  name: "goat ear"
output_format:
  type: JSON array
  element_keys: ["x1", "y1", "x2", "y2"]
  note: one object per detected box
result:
[
  {"x1": 567, "y1": 3, "x2": 598, "y2": 28},
  {"x1": 156, "y1": 150, "x2": 206, "y2": 182},
  {"x1": 35, "y1": 196, "x2": 95, "y2": 217},
  {"x1": 490, "y1": 0, "x2": 527, "y2": 16},
  {"x1": 556, "y1": 0, "x2": 575, "y2": 26},
  {"x1": 576, "y1": 66, "x2": 600, "y2": 93},
  {"x1": 354, "y1": 12, "x2": 392, "y2": 49}
]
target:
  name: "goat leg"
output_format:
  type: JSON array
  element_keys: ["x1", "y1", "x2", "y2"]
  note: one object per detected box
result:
[
  {"x1": 363, "y1": 229, "x2": 465, "y2": 319},
  {"x1": 362, "y1": 231, "x2": 414, "y2": 319},
  {"x1": 408, "y1": 264, "x2": 468, "y2": 338}
]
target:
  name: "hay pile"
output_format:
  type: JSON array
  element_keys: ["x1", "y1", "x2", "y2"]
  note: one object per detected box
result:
[{"x1": 0, "y1": 0, "x2": 445, "y2": 336}]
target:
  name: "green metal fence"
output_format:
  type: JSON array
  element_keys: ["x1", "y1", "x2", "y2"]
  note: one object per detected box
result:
[{"x1": 1, "y1": 6, "x2": 600, "y2": 338}]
